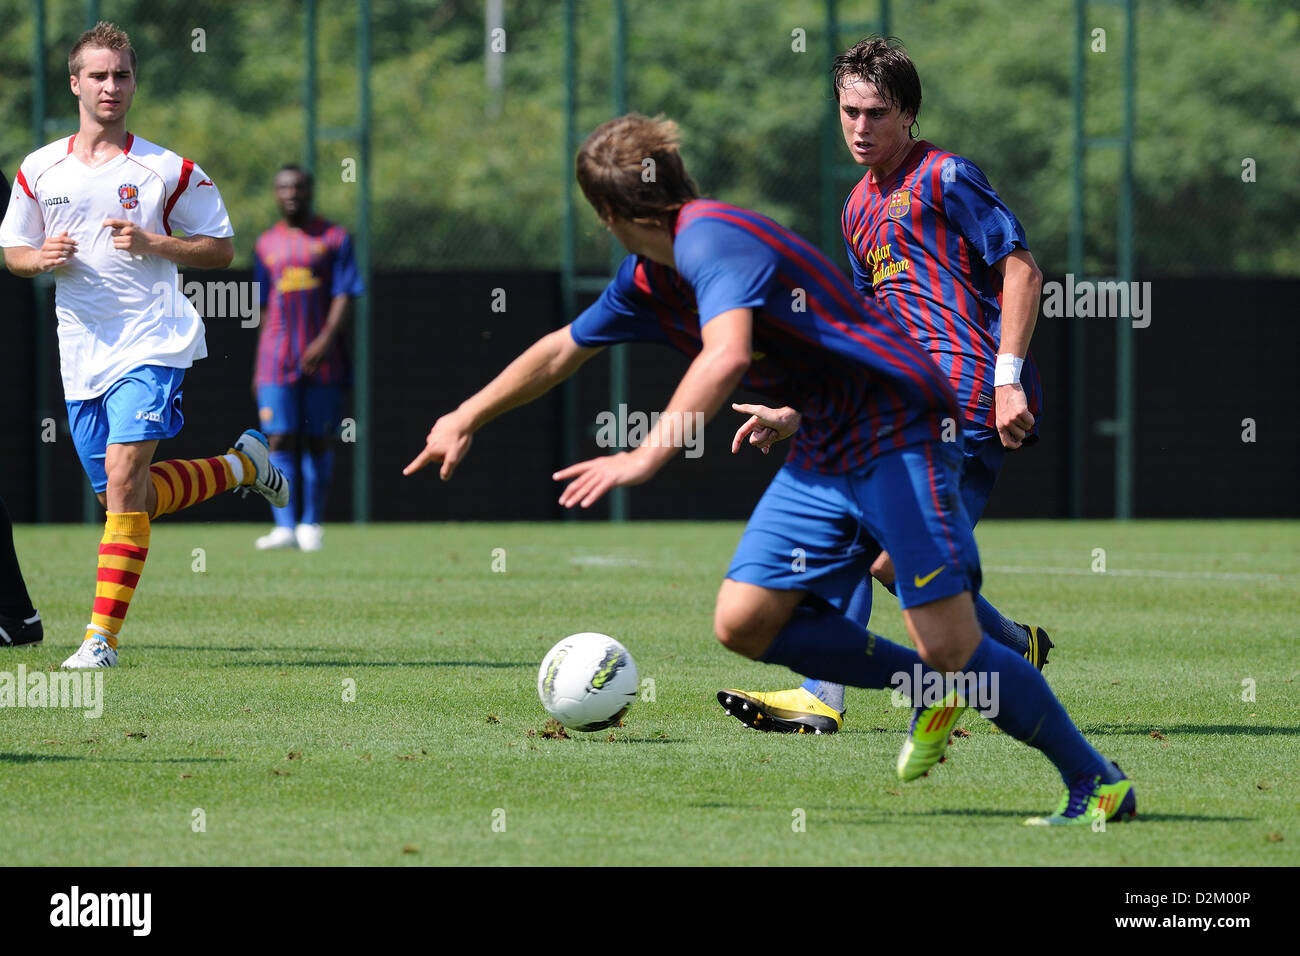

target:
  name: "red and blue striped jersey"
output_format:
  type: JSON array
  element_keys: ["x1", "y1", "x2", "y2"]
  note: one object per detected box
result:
[
  {"x1": 570, "y1": 199, "x2": 959, "y2": 474},
  {"x1": 253, "y1": 216, "x2": 364, "y2": 386},
  {"x1": 842, "y1": 141, "x2": 1042, "y2": 434}
]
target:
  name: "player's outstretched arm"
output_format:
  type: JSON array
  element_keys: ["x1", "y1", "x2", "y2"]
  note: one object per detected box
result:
[
  {"x1": 101, "y1": 220, "x2": 233, "y2": 268},
  {"x1": 404, "y1": 325, "x2": 602, "y2": 480},
  {"x1": 730, "y1": 402, "x2": 801, "y2": 455},
  {"x1": 554, "y1": 308, "x2": 753, "y2": 508},
  {"x1": 992, "y1": 248, "x2": 1043, "y2": 449}
]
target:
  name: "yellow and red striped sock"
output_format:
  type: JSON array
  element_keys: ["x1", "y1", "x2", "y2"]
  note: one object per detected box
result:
[
  {"x1": 84, "y1": 511, "x2": 151, "y2": 651},
  {"x1": 149, "y1": 451, "x2": 252, "y2": 519}
]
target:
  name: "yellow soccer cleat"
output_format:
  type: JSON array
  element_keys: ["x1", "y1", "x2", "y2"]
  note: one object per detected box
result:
[
  {"x1": 1025, "y1": 767, "x2": 1137, "y2": 826},
  {"x1": 897, "y1": 689, "x2": 966, "y2": 781},
  {"x1": 716, "y1": 687, "x2": 843, "y2": 734},
  {"x1": 1021, "y1": 623, "x2": 1055, "y2": 670}
]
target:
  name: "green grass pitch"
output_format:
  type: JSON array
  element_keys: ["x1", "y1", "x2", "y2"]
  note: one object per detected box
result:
[{"x1": 2, "y1": 520, "x2": 1296, "y2": 866}]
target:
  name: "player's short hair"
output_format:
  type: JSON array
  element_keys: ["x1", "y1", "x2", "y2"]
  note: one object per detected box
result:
[
  {"x1": 832, "y1": 36, "x2": 921, "y2": 126},
  {"x1": 276, "y1": 164, "x2": 315, "y2": 187},
  {"x1": 68, "y1": 21, "x2": 137, "y2": 77},
  {"x1": 576, "y1": 113, "x2": 699, "y2": 226}
]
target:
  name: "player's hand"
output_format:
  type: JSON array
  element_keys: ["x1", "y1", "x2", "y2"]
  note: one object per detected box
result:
[
  {"x1": 730, "y1": 402, "x2": 801, "y2": 455},
  {"x1": 300, "y1": 336, "x2": 332, "y2": 375},
  {"x1": 38, "y1": 232, "x2": 77, "y2": 271},
  {"x1": 403, "y1": 412, "x2": 474, "y2": 480},
  {"x1": 553, "y1": 451, "x2": 657, "y2": 509},
  {"x1": 995, "y1": 383, "x2": 1035, "y2": 449},
  {"x1": 102, "y1": 218, "x2": 152, "y2": 256}
]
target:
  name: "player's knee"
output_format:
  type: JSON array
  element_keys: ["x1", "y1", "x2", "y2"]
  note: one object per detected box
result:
[
  {"x1": 105, "y1": 460, "x2": 148, "y2": 497},
  {"x1": 916, "y1": 642, "x2": 968, "y2": 675},
  {"x1": 870, "y1": 551, "x2": 895, "y2": 585},
  {"x1": 266, "y1": 433, "x2": 295, "y2": 453},
  {"x1": 907, "y1": 603, "x2": 982, "y2": 673},
  {"x1": 712, "y1": 607, "x2": 771, "y2": 660}
]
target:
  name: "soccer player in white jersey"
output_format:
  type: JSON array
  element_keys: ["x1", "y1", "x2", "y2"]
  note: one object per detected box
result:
[{"x1": 0, "y1": 22, "x2": 289, "y2": 668}]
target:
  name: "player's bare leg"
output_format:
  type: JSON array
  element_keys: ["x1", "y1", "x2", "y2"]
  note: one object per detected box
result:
[
  {"x1": 712, "y1": 579, "x2": 805, "y2": 660},
  {"x1": 731, "y1": 547, "x2": 1052, "y2": 733},
  {"x1": 714, "y1": 580, "x2": 847, "y2": 733},
  {"x1": 66, "y1": 432, "x2": 286, "y2": 668},
  {"x1": 99, "y1": 439, "x2": 159, "y2": 514},
  {"x1": 66, "y1": 440, "x2": 156, "y2": 669},
  {"x1": 873, "y1": 552, "x2": 1048, "y2": 666}
]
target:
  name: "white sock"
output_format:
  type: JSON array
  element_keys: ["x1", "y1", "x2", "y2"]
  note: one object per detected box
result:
[{"x1": 224, "y1": 452, "x2": 246, "y2": 485}]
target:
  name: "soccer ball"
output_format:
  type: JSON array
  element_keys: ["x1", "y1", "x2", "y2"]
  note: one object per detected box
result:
[{"x1": 537, "y1": 632, "x2": 639, "y2": 732}]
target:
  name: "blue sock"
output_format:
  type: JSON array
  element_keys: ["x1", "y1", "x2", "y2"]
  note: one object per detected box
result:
[
  {"x1": 974, "y1": 594, "x2": 1029, "y2": 655},
  {"x1": 764, "y1": 604, "x2": 921, "y2": 691},
  {"x1": 269, "y1": 449, "x2": 298, "y2": 528},
  {"x1": 300, "y1": 448, "x2": 334, "y2": 525},
  {"x1": 798, "y1": 576, "x2": 872, "y2": 712},
  {"x1": 962, "y1": 636, "x2": 1115, "y2": 783},
  {"x1": 844, "y1": 574, "x2": 874, "y2": 627}
]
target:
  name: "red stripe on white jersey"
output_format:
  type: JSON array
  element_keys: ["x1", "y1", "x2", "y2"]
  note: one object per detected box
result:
[{"x1": 162, "y1": 157, "x2": 194, "y2": 235}]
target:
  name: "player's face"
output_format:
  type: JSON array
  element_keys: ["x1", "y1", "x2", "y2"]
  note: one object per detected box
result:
[
  {"x1": 71, "y1": 47, "x2": 135, "y2": 125},
  {"x1": 838, "y1": 76, "x2": 913, "y2": 173},
  {"x1": 274, "y1": 171, "x2": 313, "y2": 221}
]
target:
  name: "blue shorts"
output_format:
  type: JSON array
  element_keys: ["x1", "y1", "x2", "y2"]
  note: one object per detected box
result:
[
  {"x1": 257, "y1": 383, "x2": 344, "y2": 437},
  {"x1": 66, "y1": 365, "x2": 186, "y2": 493},
  {"x1": 840, "y1": 423, "x2": 1005, "y2": 565},
  {"x1": 957, "y1": 423, "x2": 1006, "y2": 524},
  {"x1": 727, "y1": 441, "x2": 982, "y2": 610}
]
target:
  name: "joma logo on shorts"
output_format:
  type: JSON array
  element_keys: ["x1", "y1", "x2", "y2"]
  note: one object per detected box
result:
[{"x1": 134, "y1": 410, "x2": 163, "y2": 423}]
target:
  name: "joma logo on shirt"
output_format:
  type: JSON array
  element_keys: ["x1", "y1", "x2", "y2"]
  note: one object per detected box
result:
[
  {"x1": 134, "y1": 410, "x2": 163, "y2": 423},
  {"x1": 43, "y1": 196, "x2": 70, "y2": 207}
]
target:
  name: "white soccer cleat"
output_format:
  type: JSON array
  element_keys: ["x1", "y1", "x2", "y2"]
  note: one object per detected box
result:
[
  {"x1": 233, "y1": 429, "x2": 290, "y2": 509},
  {"x1": 255, "y1": 526, "x2": 298, "y2": 551},
  {"x1": 62, "y1": 635, "x2": 118, "y2": 669},
  {"x1": 295, "y1": 523, "x2": 324, "y2": 552}
]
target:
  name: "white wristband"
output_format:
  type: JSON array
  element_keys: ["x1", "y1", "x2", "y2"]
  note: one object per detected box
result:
[{"x1": 994, "y1": 353, "x2": 1024, "y2": 387}]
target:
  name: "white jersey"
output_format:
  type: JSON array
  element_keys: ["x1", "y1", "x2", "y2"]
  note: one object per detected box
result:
[{"x1": 0, "y1": 133, "x2": 234, "y2": 400}]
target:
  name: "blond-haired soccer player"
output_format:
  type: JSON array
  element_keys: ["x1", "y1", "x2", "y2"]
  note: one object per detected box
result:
[{"x1": 1, "y1": 22, "x2": 288, "y2": 668}]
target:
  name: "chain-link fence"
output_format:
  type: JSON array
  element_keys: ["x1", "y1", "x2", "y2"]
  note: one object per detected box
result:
[
  {"x1": 2, "y1": 0, "x2": 1297, "y2": 522},
  {"x1": 7, "y1": 1, "x2": 1293, "y2": 274}
]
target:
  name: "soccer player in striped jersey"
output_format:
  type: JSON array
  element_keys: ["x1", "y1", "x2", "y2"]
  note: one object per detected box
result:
[
  {"x1": 251, "y1": 165, "x2": 363, "y2": 552},
  {"x1": 720, "y1": 36, "x2": 1053, "y2": 737},
  {"x1": 0, "y1": 22, "x2": 288, "y2": 669},
  {"x1": 405, "y1": 114, "x2": 1135, "y2": 825}
]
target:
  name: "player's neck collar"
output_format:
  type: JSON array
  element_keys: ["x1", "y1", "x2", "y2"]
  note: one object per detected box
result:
[
  {"x1": 870, "y1": 140, "x2": 930, "y2": 188},
  {"x1": 67, "y1": 131, "x2": 134, "y2": 167}
]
